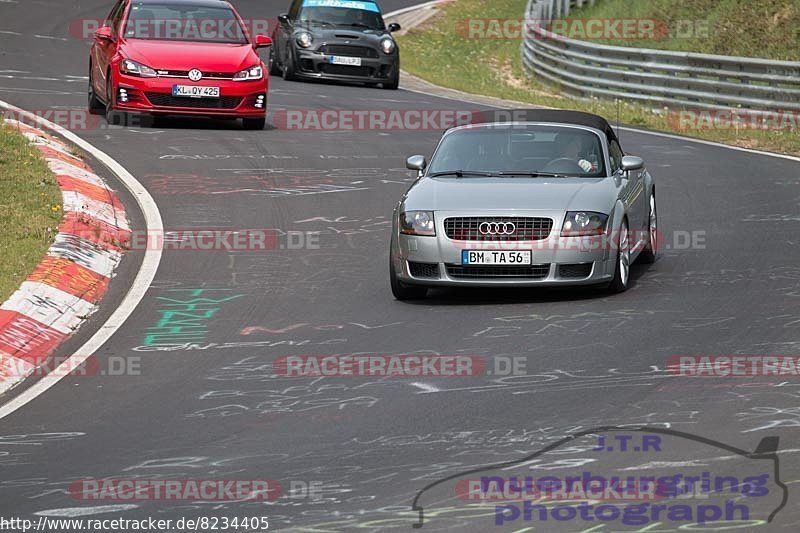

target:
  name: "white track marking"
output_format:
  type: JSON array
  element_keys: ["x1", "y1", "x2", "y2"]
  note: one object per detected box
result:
[
  {"x1": 411, "y1": 382, "x2": 441, "y2": 393},
  {"x1": 0, "y1": 100, "x2": 163, "y2": 419},
  {"x1": 35, "y1": 505, "x2": 138, "y2": 517}
]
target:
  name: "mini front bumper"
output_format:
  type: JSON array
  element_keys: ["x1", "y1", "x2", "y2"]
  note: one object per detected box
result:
[
  {"x1": 294, "y1": 48, "x2": 398, "y2": 82},
  {"x1": 113, "y1": 73, "x2": 268, "y2": 118},
  {"x1": 392, "y1": 211, "x2": 617, "y2": 287}
]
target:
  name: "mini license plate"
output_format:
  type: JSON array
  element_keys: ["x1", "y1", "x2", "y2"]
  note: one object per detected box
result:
[{"x1": 328, "y1": 56, "x2": 362, "y2": 66}]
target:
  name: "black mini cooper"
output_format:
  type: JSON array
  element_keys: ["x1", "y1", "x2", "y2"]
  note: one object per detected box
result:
[{"x1": 270, "y1": 0, "x2": 401, "y2": 89}]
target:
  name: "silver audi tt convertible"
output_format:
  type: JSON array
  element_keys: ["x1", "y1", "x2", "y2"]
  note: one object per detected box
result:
[{"x1": 389, "y1": 110, "x2": 658, "y2": 299}]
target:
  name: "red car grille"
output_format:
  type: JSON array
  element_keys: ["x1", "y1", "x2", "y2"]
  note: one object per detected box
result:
[
  {"x1": 158, "y1": 70, "x2": 235, "y2": 79},
  {"x1": 145, "y1": 93, "x2": 243, "y2": 109}
]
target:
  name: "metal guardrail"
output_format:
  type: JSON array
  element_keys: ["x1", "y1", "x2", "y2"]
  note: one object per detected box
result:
[{"x1": 521, "y1": 0, "x2": 800, "y2": 116}]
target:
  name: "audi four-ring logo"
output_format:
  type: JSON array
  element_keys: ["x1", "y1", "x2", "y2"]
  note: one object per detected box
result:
[
  {"x1": 479, "y1": 222, "x2": 516, "y2": 235},
  {"x1": 188, "y1": 69, "x2": 203, "y2": 81}
]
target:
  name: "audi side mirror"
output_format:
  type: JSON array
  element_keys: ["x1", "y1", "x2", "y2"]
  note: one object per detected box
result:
[
  {"x1": 621, "y1": 155, "x2": 644, "y2": 172},
  {"x1": 406, "y1": 155, "x2": 427, "y2": 171}
]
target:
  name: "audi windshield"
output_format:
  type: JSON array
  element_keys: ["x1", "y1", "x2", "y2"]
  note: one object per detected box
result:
[{"x1": 427, "y1": 124, "x2": 607, "y2": 177}]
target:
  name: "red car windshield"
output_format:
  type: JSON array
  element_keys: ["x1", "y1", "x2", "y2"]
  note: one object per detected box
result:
[{"x1": 122, "y1": 3, "x2": 248, "y2": 44}]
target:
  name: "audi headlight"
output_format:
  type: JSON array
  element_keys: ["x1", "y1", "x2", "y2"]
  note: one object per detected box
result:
[
  {"x1": 233, "y1": 65, "x2": 263, "y2": 81},
  {"x1": 400, "y1": 211, "x2": 436, "y2": 236},
  {"x1": 296, "y1": 32, "x2": 312, "y2": 48},
  {"x1": 120, "y1": 59, "x2": 157, "y2": 78},
  {"x1": 561, "y1": 211, "x2": 608, "y2": 236},
  {"x1": 380, "y1": 38, "x2": 395, "y2": 54}
]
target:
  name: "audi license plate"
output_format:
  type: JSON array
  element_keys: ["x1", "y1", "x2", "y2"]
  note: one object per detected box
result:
[
  {"x1": 172, "y1": 85, "x2": 220, "y2": 98},
  {"x1": 329, "y1": 56, "x2": 362, "y2": 67},
  {"x1": 461, "y1": 250, "x2": 532, "y2": 266}
]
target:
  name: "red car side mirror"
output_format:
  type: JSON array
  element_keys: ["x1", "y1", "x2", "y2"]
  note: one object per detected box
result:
[
  {"x1": 254, "y1": 35, "x2": 272, "y2": 48},
  {"x1": 94, "y1": 26, "x2": 114, "y2": 42}
]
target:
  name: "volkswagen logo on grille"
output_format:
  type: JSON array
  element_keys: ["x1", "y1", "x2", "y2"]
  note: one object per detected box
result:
[
  {"x1": 188, "y1": 69, "x2": 203, "y2": 82},
  {"x1": 479, "y1": 222, "x2": 516, "y2": 235}
]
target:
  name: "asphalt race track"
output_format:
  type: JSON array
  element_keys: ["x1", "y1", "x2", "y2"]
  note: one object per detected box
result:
[{"x1": 1, "y1": 0, "x2": 800, "y2": 531}]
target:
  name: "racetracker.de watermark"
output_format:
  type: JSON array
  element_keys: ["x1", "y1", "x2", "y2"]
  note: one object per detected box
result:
[
  {"x1": 274, "y1": 355, "x2": 485, "y2": 377},
  {"x1": 668, "y1": 355, "x2": 800, "y2": 377},
  {"x1": 69, "y1": 479, "x2": 281, "y2": 501},
  {"x1": 456, "y1": 476, "x2": 666, "y2": 502},
  {"x1": 447, "y1": 229, "x2": 705, "y2": 253},
  {"x1": 74, "y1": 229, "x2": 320, "y2": 252},
  {"x1": 456, "y1": 18, "x2": 710, "y2": 40},
  {"x1": 272, "y1": 109, "x2": 478, "y2": 131},
  {"x1": 668, "y1": 110, "x2": 800, "y2": 131},
  {"x1": 1, "y1": 356, "x2": 141, "y2": 380},
  {"x1": 69, "y1": 17, "x2": 275, "y2": 41}
]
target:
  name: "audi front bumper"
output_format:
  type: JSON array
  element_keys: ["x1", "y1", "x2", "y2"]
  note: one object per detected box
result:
[{"x1": 391, "y1": 210, "x2": 617, "y2": 288}]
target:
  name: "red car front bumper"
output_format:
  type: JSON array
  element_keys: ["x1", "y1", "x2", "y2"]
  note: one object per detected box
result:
[{"x1": 113, "y1": 73, "x2": 268, "y2": 118}]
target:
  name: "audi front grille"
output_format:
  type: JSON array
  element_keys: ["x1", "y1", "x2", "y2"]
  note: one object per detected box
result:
[{"x1": 444, "y1": 217, "x2": 553, "y2": 241}]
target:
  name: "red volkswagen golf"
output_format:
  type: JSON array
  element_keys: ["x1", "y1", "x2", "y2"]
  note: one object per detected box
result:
[{"x1": 89, "y1": 0, "x2": 272, "y2": 129}]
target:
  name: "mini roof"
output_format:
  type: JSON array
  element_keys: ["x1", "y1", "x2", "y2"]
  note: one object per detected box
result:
[{"x1": 466, "y1": 109, "x2": 619, "y2": 142}]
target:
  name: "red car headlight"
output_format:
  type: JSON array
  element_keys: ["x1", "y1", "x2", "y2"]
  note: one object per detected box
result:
[
  {"x1": 120, "y1": 59, "x2": 158, "y2": 78},
  {"x1": 233, "y1": 65, "x2": 263, "y2": 81}
]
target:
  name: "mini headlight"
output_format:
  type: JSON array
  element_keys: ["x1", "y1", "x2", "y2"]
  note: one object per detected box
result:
[
  {"x1": 296, "y1": 32, "x2": 312, "y2": 48},
  {"x1": 233, "y1": 65, "x2": 263, "y2": 81},
  {"x1": 120, "y1": 59, "x2": 157, "y2": 78},
  {"x1": 561, "y1": 211, "x2": 608, "y2": 236},
  {"x1": 400, "y1": 211, "x2": 436, "y2": 236},
  {"x1": 380, "y1": 38, "x2": 395, "y2": 54}
]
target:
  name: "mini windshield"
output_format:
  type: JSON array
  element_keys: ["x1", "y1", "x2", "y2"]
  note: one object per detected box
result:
[
  {"x1": 298, "y1": 0, "x2": 385, "y2": 30},
  {"x1": 427, "y1": 124, "x2": 607, "y2": 177},
  {"x1": 123, "y1": 3, "x2": 248, "y2": 44}
]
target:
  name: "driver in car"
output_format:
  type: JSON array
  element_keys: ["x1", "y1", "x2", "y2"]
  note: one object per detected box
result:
[{"x1": 556, "y1": 133, "x2": 596, "y2": 173}]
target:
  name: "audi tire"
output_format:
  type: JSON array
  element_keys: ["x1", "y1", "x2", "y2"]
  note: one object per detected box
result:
[
  {"x1": 638, "y1": 192, "x2": 658, "y2": 264},
  {"x1": 608, "y1": 219, "x2": 630, "y2": 293}
]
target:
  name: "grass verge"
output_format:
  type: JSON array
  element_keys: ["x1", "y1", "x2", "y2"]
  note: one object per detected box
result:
[
  {"x1": 0, "y1": 123, "x2": 63, "y2": 302},
  {"x1": 396, "y1": 0, "x2": 800, "y2": 155},
  {"x1": 559, "y1": 0, "x2": 799, "y2": 60}
]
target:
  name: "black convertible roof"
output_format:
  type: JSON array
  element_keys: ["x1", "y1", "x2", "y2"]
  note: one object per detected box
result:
[{"x1": 467, "y1": 109, "x2": 619, "y2": 142}]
